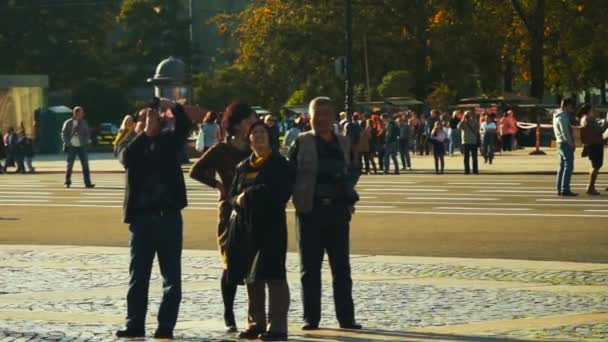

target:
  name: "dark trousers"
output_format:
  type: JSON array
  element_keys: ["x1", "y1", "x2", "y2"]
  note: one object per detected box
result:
[
  {"x1": 126, "y1": 210, "x2": 183, "y2": 331},
  {"x1": 502, "y1": 134, "x2": 513, "y2": 151},
  {"x1": 361, "y1": 152, "x2": 377, "y2": 174},
  {"x1": 296, "y1": 202, "x2": 355, "y2": 326},
  {"x1": 463, "y1": 144, "x2": 479, "y2": 174},
  {"x1": 65, "y1": 146, "x2": 92, "y2": 185},
  {"x1": 247, "y1": 279, "x2": 290, "y2": 334}
]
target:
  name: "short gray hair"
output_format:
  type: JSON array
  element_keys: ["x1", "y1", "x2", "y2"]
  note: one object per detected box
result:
[{"x1": 309, "y1": 97, "x2": 334, "y2": 117}]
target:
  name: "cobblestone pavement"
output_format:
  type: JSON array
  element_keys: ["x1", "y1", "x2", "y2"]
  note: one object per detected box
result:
[{"x1": 1, "y1": 246, "x2": 607, "y2": 341}]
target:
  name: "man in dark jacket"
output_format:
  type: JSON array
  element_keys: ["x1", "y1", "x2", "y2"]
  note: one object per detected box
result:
[
  {"x1": 61, "y1": 106, "x2": 94, "y2": 188},
  {"x1": 115, "y1": 98, "x2": 194, "y2": 339}
]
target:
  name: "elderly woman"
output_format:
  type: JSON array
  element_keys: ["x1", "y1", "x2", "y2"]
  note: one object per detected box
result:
[{"x1": 227, "y1": 121, "x2": 292, "y2": 341}]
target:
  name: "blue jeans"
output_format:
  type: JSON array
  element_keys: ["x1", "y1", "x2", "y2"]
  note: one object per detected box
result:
[
  {"x1": 399, "y1": 140, "x2": 411, "y2": 168},
  {"x1": 557, "y1": 143, "x2": 574, "y2": 193},
  {"x1": 65, "y1": 146, "x2": 92, "y2": 185},
  {"x1": 449, "y1": 129, "x2": 461, "y2": 155},
  {"x1": 383, "y1": 142, "x2": 399, "y2": 173}
]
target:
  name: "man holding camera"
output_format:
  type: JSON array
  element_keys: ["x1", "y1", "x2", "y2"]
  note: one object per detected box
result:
[
  {"x1": 61, "y1": 106, "x2": 94, "y2": 188},
  {"x1": 115, "y1": 98, "x2": 196, "y2": 339},
  {"x1": 289, "y1": 97, "x2": 362, "y2": 331}
]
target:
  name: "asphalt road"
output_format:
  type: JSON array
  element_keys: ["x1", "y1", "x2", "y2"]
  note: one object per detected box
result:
[{"x1": 1, "y1": 173, "x2": 607, "y2": 262}]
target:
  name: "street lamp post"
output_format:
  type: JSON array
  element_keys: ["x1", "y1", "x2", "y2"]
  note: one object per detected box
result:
[{"x1": 344, "y1": 0, "x2": 354, "y2": 122}]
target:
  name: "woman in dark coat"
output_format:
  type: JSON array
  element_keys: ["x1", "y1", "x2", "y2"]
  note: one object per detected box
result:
[
  {"x1": 226, "y1": 121, "x2": 292, "y2": 341},
  {"x1": 189, "y1": 101, "x2": 258, "y2": 333}
]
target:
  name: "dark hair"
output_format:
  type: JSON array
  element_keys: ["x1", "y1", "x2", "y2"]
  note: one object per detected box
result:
[
  {"x1": 576, "y1": 103, "x2": 591, "y2": 118},
  {"x1": 247, "y1": 121, "x2": 273, "y2": 149},
  {"x1": 562, "y1": 97, "x2": 575, "y2": 108},
  {"x1": 222, "y1": 101, "x2": 255, "y2": 136}
]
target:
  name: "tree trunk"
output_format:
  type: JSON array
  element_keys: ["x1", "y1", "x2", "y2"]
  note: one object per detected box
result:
[
  {"x1": 529, "y1": 0, "x2": 545, "y2": 101},
  {"x1": 601, "y1": 79, "x2": 607, "y2": 105},
  {"x1": 412, "y1": 0, "x2": 428, "y2": 100},
  {"x1": 503, "y1": 58, "x2": 513, "y2": 92}
]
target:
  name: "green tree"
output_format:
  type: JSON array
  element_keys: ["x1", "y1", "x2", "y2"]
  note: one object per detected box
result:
[
  {"x1": 377, "y1": 70, "x2": 413, "y2": 98},
  {"x1": 115, "y1": 0, "x2": 192, "y2": 87},
  {"x1": 0, "y1": 0, "x2": 117, "y2": 88},
  {"x1": 71, "y1": 80, "x2": 131, "y2": 126},
  {"x1": 190, "y1": 66, "x2": 260, "y2": 111}
]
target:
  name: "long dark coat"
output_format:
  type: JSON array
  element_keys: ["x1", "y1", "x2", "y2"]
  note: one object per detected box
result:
[{"x1": 225, "y1": 152, "x2": 292, "y2": 284}]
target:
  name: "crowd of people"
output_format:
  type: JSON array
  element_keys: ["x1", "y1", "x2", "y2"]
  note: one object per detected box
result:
[{"x1": 0, "y1": 127, "x2": 35, "y2": 174}]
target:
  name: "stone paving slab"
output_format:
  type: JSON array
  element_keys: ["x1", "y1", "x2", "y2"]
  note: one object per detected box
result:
[{"x1": 1, "y1": 245, "x2": 607, "y2": 341}]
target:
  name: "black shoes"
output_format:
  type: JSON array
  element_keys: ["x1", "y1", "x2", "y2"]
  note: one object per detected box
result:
[
  {"x1": 64, "y1": 183, "x2": 95, "y2": 188},
  {"x1": 115, "y1": 328, "x2": 145, "y2": 338},
  {"x1": 340, "y1": 322, "x2": 363, "y2": 330},
  {"x1": 561, "y1": 191, "x2": 579, "y2": 197},
  {"x1": 224, "y1": 312, "x2": 237, "y2": 333},
  {"x1": 153, "y1": 328, "x2": 174, "y2": 339},
  {"x1": 300, "y1": 322, "x2": 319, "y2": 330},
  {"x1": 259, "y1": 332, "x2": 288, "y2": 341},
  {"x1": 238, "y1": 329, "x2": 266, "y2": 340}
]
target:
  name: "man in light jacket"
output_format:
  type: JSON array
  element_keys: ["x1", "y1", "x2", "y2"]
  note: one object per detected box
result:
[
  {"x1": 553, "y1": 98, "x2": 577, "y2": 196},
  {"x1": 61, "y1": 106, "x2": 94, "y2": 188}
]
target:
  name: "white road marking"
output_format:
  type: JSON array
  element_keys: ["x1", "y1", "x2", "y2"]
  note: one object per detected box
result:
[
  {"x1": 537, "y1": 199, "x2": 608, "y2": 202},
  {"x1": 359, "y1": 188, "x2": 449, "y2": 192},
  {"x1": 447, "y1": 182, "x2": 521, "y2": 185},
  {"x1": 406, "y1": 197, "x2": 498, "y2": 201},
  {"x1": 434, "y1": 207, "x2": 532, "y2": 211},
  {"x1": 0, "y1": 191, "x2": 52, "y2": 195},
  {"x1": 0, "y1": 199, "x2": 49, "y2": 202},
  {"x1": 477, "y1": 190, "x2": 556, "y2": 193}
]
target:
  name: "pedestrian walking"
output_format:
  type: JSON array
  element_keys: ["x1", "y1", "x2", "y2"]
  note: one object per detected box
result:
[
  {"x1": 3, "y1": 127, "x2": 16, "y2": 173},
  {"x1": 289, "y1": 96, "x2": 362, "y2": 331},
  {"x1": 12, "y1": 129, "x2": 27, "y2": 174},
  {"x1": 398, "y1": 116, "x2": 412, "y2": 170},
  {"x1": 458, "y1": 111, "x2": 480, "y2": 174},
  {"x1": 61, "y1": 106, "x2": 94, "y2": 188},
  {"x1": 0, "y1": 131, "x2": 5, "y2": 174},
  {"x1": 21, "y1": 133, "x2": 35, "y2": 173},
  {"x1": 372, "y1": 114, "x2": 385, "y2": 170},
  {"x1": 481, "y1": 113, "x2": 498, "y2": 164},
  {"x1": 227, "y1": 121, "x2": 292, "y2": 341},
  {"x1": 578, "y1": 104, "x2": 608, "y2": 195},
  {"x1": 553, "y1": 98, "x2": 577, "y2": 197},
  {"x1": 115, "y1": 98, "x2": 195, "y2": 339},
  {"x1": 189, "y1": 101, "x2": 257, "y2": 333},
  {"x1": 198, "y1": 111, "x2": 221, "y2": 153},
  {"x1": 500, "y1": 110, "x2": 518, "y2": 151},
  {"x1": 423, "y1": 110, "x2": 439, "y2": 155},
  {"x1": 362, "y1": 119, "x2": 377, "y2": 174},
  {"x1": 283, "y1": 116, "x2": 302, "y2": 150},
  {"x1": 430, "y1": 122, "x2": 447, "y2": 174},
  {"x1": 382, "y1": 114, "x2": 400, "y2": 175}
]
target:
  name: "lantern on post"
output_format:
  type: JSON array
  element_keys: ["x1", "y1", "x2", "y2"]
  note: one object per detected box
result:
[{"x1": 147, "y1": 56, "x2": 190, "y2": 101}]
